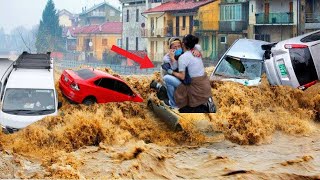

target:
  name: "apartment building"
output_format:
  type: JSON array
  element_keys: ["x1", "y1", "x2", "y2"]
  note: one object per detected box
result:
[
  {"x1": 218, "y1": 0, "x2": 249, "y2": 57},
  {"x1": 143, "y1": 0, "x2": 215, "y2": 64},
  {"x1": 79, "y1": 2, "x2": 121, "y2": 26},
  {"x1": 249, "y1": 0, "x2": 298, "y2": 42}
]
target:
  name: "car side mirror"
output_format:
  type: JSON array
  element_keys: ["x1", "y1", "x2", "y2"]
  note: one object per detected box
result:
[{"x1": 58, "y1": 102, "x2": 62, "y2": 109}]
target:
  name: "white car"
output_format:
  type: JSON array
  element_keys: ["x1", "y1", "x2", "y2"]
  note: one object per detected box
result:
[
  {"x1": 263, "y1": 30, "x2": 320, "y2": 89},
  {"x1": 0, "y1": 52, "x2": 61, "y2": 133},
  {"x1": 210, "y1": 39, "x2": 269, "y2": 86}
]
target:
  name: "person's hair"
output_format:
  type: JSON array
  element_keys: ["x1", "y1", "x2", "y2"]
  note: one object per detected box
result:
[
  {"x1": 182, "y1": 34, "x2": 199, "y2": 50},
  {"x1": 168, "y1": 37, "x2": 181, "y2": 48}
]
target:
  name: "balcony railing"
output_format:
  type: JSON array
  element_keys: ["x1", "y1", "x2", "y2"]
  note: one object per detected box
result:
[
  {"x1": 306, "y1": 13, "x2": 320, "y2": 23},
  {"x1": 255, "y1": 12, "x2": 293, "y2": 24},
  {"x1": 194, "y1": 20, "x2": 219, "y2": 31},
  {"x1": 219, "y1": 20, "x2": 247, "y2": 32},
  {"x1": 141, "y1": 26, "x2": 194, "y2": 37}
]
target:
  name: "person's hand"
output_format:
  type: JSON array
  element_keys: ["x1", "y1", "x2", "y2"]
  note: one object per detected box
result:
[
  {"x1": 192, "y1": 49, "x2": 202, "y2": 57},
  {"x1": 167, "y1": 69, "x2": 173, "y2": 75},
  {"x1": 169, "y1": 49, "x2": 175, "y2": 61}
]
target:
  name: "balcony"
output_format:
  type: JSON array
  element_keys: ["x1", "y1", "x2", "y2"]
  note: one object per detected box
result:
[
  {"x1": 305, "y1": 13, "x2": 320, "y2": 29},
  {"x1": 194, "y1": 20, "x2": 219, "y2": 32},
  {"x1": 219, "y1": 20, "x2": 247, "y2": 33},
  {"x1": 255, "y1": 12, "x2": 293, "y2": 25},
  {"x1": 141, "y1": 26, "x2": 194, "y2": 38}
]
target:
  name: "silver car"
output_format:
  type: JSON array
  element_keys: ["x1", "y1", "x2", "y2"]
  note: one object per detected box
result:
[
  {"x1": 210, "y1": 39, "x2": 269, "y2": 86},
  {"x1": 263, "y1": 30, "x2": 320, "y2": 89}
]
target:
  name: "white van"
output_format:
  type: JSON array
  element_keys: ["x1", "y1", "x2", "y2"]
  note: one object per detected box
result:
[
  {"x1": 0, "y1": 58, "x2": 14, "y2": 100},
  {"x1": 0, "y1": 52, "x2": 61, "y2": 133}
]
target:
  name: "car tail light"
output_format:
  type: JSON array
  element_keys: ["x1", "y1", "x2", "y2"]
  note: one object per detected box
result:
[
  {"x1": 284, "y1": 44, "x2": 308, "y2": 49},
  {"x1": 298, "y1": 80, "x2": 317, "y2": 90},
  {"x1": 70, "y1": 82, "x2": 80, "y2": 91}
]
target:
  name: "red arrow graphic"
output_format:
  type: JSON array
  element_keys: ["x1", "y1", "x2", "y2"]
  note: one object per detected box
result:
[{"x1": 111, "y1": 45, "x2": 154, "y2": 69}]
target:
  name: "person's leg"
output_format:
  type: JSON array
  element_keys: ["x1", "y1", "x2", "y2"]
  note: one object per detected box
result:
[{"x1": 163, "y1": 75, "x2": 181, "y2": 107}]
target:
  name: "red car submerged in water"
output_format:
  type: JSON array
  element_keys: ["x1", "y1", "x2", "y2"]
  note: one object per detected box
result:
[{"x1": 59, "y1": 68, "x2": 143, "y2": 105}]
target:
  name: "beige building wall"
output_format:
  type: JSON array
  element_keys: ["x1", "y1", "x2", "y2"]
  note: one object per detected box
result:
[{"x1": 59, "y1": 15, "x2": 72, "y2": 27}]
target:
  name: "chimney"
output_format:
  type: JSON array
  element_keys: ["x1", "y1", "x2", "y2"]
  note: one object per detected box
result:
[{"x1": 99, "y1": 25, "x2": 102, "y2": 32}]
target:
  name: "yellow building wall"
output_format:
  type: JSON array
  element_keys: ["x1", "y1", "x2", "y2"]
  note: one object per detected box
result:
[
  {"x1": 76, "y1": 34, "x2": 121, "y2": 60},
  {"x1": 198, "y1": 0, "x2": 220, "y2": 30},
  {"x1": 59, "y1": 15, "x2": 72, "y2": 27}
]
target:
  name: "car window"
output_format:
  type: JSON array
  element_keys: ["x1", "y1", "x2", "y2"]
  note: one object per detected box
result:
[
  {"x1": 115, "y1": 81, "x2": 133, "y2": 96},
  {"x1": 215, "y1": 56, "x2": 262, "y2": 80},
  {"x1": 301, "y1": 31, "x2": 320, "y2": 43},
  {"x1": 289, "y1": 48, "x2": 318, "y2": 85},
  {"x1": 2, "y1": 88, "x2": 55, "y2": 115},
  {"x1": 75, "y1": 69, "x2": 96, "y2": 80},
  {"x1": 95, "y1": 78, "x2": 133, "y2": 96}
]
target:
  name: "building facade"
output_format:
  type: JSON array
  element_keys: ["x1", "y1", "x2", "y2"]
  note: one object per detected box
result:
[
  {"x1": 120, "y1": 0, "x2": 151, "y2": 51},
  {"x1": 249, "y1": 0, "x2": 298, "y2": 43},
  {"x1": 194, "y1": 0, "x2": 220, "y2": 60},
  {"x1": 218, "y1": 0, "x2": 249, "y2": 58},
  {"x1": 79, "y1": 2, "x2": 121, "y2": 26},
  {"x1": 74, "y1": 22, "x2": 122, "y2": 60},
  {"x1": 143, "y1": 0, "x2": 215, "y2": 64}
]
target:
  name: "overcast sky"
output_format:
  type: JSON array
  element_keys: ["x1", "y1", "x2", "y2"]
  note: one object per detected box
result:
[{"x1": 0, "y1": 0, "x2": 121, "y2": 34}]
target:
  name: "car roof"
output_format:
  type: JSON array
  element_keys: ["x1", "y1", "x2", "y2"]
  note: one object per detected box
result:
[
  {"x1": 6, "y1": 69, "x2": 54, "y2": 89},
  {"x1": 0, "y1": 58, "x2": 13, "y2": 81},
  {"x1": 225, "y1": 39, "x2": 269, "y2": 60}
]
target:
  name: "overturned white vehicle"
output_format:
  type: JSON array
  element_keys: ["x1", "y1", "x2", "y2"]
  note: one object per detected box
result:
[{"x1": 211, "y1": 30, "x2": 320, "y2": 89}]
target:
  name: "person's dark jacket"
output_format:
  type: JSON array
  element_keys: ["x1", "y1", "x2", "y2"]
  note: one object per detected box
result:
[{"x1": 174, "y1": 73, "x2": 212, "y2": 108}]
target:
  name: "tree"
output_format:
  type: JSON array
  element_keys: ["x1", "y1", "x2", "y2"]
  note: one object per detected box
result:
[{"x1": 35, "y1": 0, "x2": 63, "y2": 53}]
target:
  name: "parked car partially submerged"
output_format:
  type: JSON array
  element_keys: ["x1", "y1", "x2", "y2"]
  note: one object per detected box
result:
[
  {"x1": 210, "y1": 39, "x2": 269, "y2": 86},
  {"x1": 59, "y1": 68, "x2": 143, "y2": 105},
  {"x1": 211, "y1": 30, "x2": 320, "y2": 89},
  {"x1": 0, "y1": 52, "x2": 61, "y2": 133},
  {"x1": 262, "y1": 30, "x2": 320, "y2": 89}
]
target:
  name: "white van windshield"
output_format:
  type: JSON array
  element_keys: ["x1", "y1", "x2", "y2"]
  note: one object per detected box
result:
[
  {"x1": 2, "y1": 88, "x2": 55, "y2": 115},
  {"x1": 215, "y1": 56, "x2": 263, "y2": 80}
]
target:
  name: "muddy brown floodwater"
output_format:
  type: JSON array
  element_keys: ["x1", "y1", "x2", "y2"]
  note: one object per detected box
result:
[{"x1": 0, "y1": 67, "x2": 319, "y2": 179}]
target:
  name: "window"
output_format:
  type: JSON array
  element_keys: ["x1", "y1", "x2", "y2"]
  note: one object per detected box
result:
[
  {"x1": 136, "y1": 37, "x2": 138, "y2": 51},
  {"x1": 220, "y1": 36, "x2": 227, "y2": 44},
  {"x1": 182, "y1": 16, "x2": 186, "y2": 28},
  {"x1": 301, "y1": 31, "x2": 320, "y2": 42},
  {"x1": 220, "y1": 4, "x2": 242, "y2": 21},
  {"x1": 110, "y1": 10, "x2": 115, "y2": 16},
  {"x1": 115, "y1": 81, "x2": 133, "y2": 96},
  {"x1": 102, "y1": 39, "x2": 108, "y2": 46},
  {"x1": 255, "y1": 34, "x2": 270, "y2": 42},
  {"x1": 136, "y1": 9, "x2": 139, "y2": 22},
  {"x1": 203, "y1": 36, "x2": 209, "y2": 50},
  {"x1": 126, "y1": 37, "x2": 129, "y2": 50},
  {"x1": 75, "y1": 69, "x2": 96, "y2": 80},
  {"x1": 117, "y1": 39, "x2": 122, "y2": 47},
  {"x1": 95, "y1": 78, "x2": 116, "y2": 90},
  {"x1": 94, "y1": 78, "x2": 133, "y2": 96},
  {"x1": 214, "y1": 56, "x2": 263, "y2": 80},
  {"x1": 126, "y1": 9, "x2": 129, "y2": 22}
]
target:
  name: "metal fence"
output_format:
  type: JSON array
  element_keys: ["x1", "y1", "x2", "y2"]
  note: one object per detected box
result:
[{"x1": 54, "y1": 60, "x2": 160, "y2": 75}]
